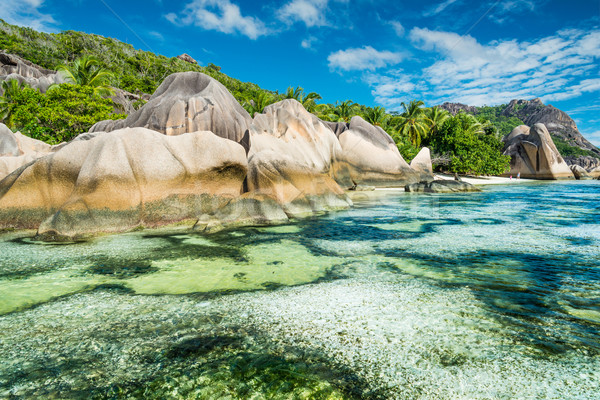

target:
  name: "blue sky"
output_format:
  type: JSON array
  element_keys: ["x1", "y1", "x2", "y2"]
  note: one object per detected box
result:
[{"x1": 2, "y1": 0, "x2": 600, "y2": 145}]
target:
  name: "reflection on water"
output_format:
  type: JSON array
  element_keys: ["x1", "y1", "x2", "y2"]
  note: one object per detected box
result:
[{"x1": 0, "y1": 181, "x2": 599, "y2": 399}]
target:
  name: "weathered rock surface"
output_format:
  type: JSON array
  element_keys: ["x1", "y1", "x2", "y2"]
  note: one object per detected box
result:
[
  {"x1": 90, "y1": 72, "x2": 252, "y2": 148},
  {"x1": 0, "y1": 123, "x2": 55, "y2": 180},
  {"x1": 405, "y1": 180, "x2": 481, "y2": 193},
  {"x1": 0, "y1": 52, "x2": 64, "y2": 93},
  {"x1": 247, "y1": 99, "x2": 351, "y2": 217},
  {"x1": 502, "y1": 123, "x2": 574, "y2": 180},
  {"x1": 335, "y1": 116, "x2": 430, "y2": 187},
  {"x1": 177, "y1": 53, "x2": 197, "y2": 64},
  {"x1": 0, "y1": 127, "x2": 247, "y2": 237},
  {"x1": 564, "y1": 155, "x2": 600, "y2": 172},
  {"x1": 409, "y1": 147, "x2": 433, "y2": 175},
  {"x1": 570, "y1": 165, "x2": 593, "y2": 180},
  {"x1": 438, "y1": 102, "x2": 478, "y2": 116}
]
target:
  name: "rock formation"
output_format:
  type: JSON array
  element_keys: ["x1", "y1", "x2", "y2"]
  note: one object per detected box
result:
[
  {"x1": 90, "y1": 72, "x2": 252, "y2": 148},
  {"x1": 409, "y1": 147, "x2": 433, "y2": 175},
  {"x1": 0, "y1": 123, "x2": 56, "y2": 180},
  {"x1": 502, "y1": 124, "x2": 574, "y2": 179},
  {"x1": 0, "y1": 128, "x2": 248, "y2": 237},
  {"x1": 0, "y1": 52, "x2": 64, "y2": 93},
  {"x1": 570, "y1": 165, "x2": 593, "y2": 180},
  {"x1": 0, "y1": 71, "x2": 434, "y2": 239},
  {"x1": 247, "y1": 99, "x2": 351, "y2": 217},
  {"x1": 177, "y1": 53, "x2": 197, "y2": 64},
  {"x1": 405, "y1": 180, "x2": 480, "y2": 193},
  {"x1": 335, "y1": 116, "x2": 430, "y2": 187}
]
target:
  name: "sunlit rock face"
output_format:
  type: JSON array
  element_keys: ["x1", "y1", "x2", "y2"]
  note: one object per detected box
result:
[
  {"x1": 410, "y1": 147, "x2": 433, "y2": 175},
  {"x1": 90, "y1": 72, "x2": 252, "y2": 148},
  {"x1": 503, "y1": 123, "x2": 574, "y2": 180},
  {"x1": 247, "y1": 99, "x2": 351, "y2": 218},
  {"x1": 0, "y1": 127, "x2": 247, "y2": 237},
  {"x1": 334, "y1": 116, "x2": 431, "y2": 187},
  {"x1": 0, "y1": 123, "x2": 56, "y2": 181}
]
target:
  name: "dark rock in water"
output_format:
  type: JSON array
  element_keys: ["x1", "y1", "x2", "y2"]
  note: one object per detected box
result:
[
  {"x1": 89, "y1": 72, "x2": 252, "y2": 148},
  {"x1": 405, "y1": 180, "x2": 481, "y2": 193},
  {"x1": 502, "y1": 123, "x2": 574, "y2": 180},
  {"x1": 177, "y1": 53, "x2": 197, "y2": 64}
]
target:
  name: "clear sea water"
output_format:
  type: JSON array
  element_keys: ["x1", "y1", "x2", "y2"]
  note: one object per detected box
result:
[{"x1": 0, "y1": 181, "x2": 598, "y2": 399}]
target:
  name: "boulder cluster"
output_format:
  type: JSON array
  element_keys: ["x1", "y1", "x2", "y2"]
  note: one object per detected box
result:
[{"x1": 0, "y1": 72, "x2": 432, "y2": 238}]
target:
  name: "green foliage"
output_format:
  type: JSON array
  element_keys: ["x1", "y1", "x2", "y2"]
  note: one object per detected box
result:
[
  {"x1": 57, "y1": 55, "x2": 114, "y2": 96},
  {"x1": 0, "y1": 79, "x2": 30, "y2": 126},
  {"x1": 242, "y1": 91, "x2": 275, "y2": 116},
  {"x1": 551, "y1": 135, "x2": 598, "y2": 158},
  {"x1": 7, "y1": 84, "x2": 125, "y2": 144},
  {"x1": 473, "y1": 105, "x2": 524, "y2": 137},
  {"x1": 393, "y1": 100, "x2": 429, "y2": 147},
  {"x1": 429, "y1": 113, "x2": 511, "y2": 175},
  {"x1": 0, "y1": 19, "x2": 266, "y2": 104}
]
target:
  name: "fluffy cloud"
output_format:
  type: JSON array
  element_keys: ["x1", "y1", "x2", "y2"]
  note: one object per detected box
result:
[
  {"x1": 1, "y1": 0, "x2": 56, "y2": 31},
  {"x1": 423, "y1": 0, "x2": 461, "y2": 17},
  {"x1": 277, "y1": 0, "x2": 328, "y2": 27},
  {"x1": 328, "y1": 46, "x2": 403, "y2": 72},
  {"x1": 366, "y1": 27, "x2": 600, "y2": 109},
  {"x1": 165, "y1": 0, "x2": 268, "y2": 40}
]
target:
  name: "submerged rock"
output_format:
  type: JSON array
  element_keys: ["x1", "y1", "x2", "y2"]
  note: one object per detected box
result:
[
  {"x1": 502, "y1": 123, "x2": 574, "y2": 180},
  {"x1": 335, "y1": 116, "x2": 429, "y2": 187},
  {"x1": 405, "y1": 180, "x2": 481, "y2": 193},
  {"x1": 90, "y1": 72, "x2": 252, "y2": 148},
  {"x1": 0, "y1": 127, "x2": 247, "y2": 237}
]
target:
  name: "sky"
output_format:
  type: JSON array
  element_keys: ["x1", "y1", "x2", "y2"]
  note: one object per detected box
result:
[{"x1": 2, "y1": 0, "x2": 600, "y2": 145}]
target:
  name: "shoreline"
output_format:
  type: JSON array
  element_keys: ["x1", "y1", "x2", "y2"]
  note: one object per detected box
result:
[{"x1": 433, "y1": 173, "x2": 537, "y2": 185}]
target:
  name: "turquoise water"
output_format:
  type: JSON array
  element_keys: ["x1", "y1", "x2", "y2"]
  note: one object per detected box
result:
[{"x1": 0, "y1": 181, "x2": 598, "y2": 399}]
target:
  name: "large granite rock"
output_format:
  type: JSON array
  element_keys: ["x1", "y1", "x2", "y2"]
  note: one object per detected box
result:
[
  {"x1": 177, "y1": 53, "x2": 197, "y2": 64},
  {"x1": 246, "y1": 99, "x2": 351, "y2": 217},
  {"x1": 0, "y1": 127, "x2": 247, "y2": 237},
  {"x1": 335, "y1": 116, "x2": 429, "y2": 187},
  {"x1": 0, "y1": 52, "x2": 64, "y2": 94},
  {"x1": 564, "y1": 155, "x2": 600, "y2": 172},
  {"x1": 0, "y1": 123, "x2": 55, "y2": 180},
  {"x1": 502, "y1": 123, "x2": 574, "y2": 180},
  {"x1": 570, "y1": 165, "x2": 593, "y2": 180},
  {"x1": 409, "y1": 147, "x2": 433, "y2": 174},
  {"x1": 90, "y1": 72, "x2": 252, "y2": 147},
  {"x1": 405, "y1": 180, "x2": 481, "y2": 193}
]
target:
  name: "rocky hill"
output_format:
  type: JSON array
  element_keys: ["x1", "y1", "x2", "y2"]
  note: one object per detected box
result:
[{"x1": 439, "y1": 99, "x2": 600, "y2": 163}]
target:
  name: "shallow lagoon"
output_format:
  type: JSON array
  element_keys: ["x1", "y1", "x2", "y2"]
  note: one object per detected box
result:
[{"x1": 0, "y1": 181, "x2": 599, "y2": 399}]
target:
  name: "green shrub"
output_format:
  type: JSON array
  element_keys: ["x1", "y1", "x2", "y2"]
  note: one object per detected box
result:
[{"x1": 8, "y1": 84, "x2": 125, "y2": 144}]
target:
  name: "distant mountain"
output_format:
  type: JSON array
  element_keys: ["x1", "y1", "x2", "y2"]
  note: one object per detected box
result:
[{"x1": 439, "y1": 99, "x2": 599, "y2": 161}]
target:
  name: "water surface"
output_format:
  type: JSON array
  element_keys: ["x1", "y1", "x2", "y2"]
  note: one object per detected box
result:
[{"x1": 0, "y1": 181, "x2": 598, "y2": 399}]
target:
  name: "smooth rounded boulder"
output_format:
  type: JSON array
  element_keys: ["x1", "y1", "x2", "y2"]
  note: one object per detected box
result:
[
  {"x1": 0, "y1": 127, "x2": 248, "y2": 238},
  {"x1": 90, "y1": 72, "x2": 252, "y2": 148},
  {"x1": 335, "y1": 116, "x2": 428, "y2": 187},
  {"x1": 247, "y1": 99, "x2": 351, "y2": 217},
  {"x1": 502, "y1": 123, "x2": 574, "y2": 179}
]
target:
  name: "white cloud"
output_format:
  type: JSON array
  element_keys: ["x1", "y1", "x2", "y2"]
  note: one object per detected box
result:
[
  {"x1": 328, "y1": 46, "x2": 403, "y2": 72},
  {"x1": 390, "y1": 21, "x2": 405, "y2": 37},
  {"x1": 301, "y1": 36, "x2": 318, "y2": 49},
  {"x1": 1, "y1": 0, "x2": 56, "y2": 31},
  {"x1": 278, "y1": 0, "x2": 328, "y2": 27},
  {"x1": 166, "y1": 0, "x2": 268, "y2": 40},
  {"x1": 366, "y1": 27, "x2": 600, "y2": 109},
  {"x1": 423, "y1": 0, "x2": 461, "y2": 17}
]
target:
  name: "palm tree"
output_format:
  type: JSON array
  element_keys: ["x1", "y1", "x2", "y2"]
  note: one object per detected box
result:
[
  {"x1": 0, "y1": 79, "x2": 29, "y2": 128},
  {"x1": 57, "y1": 55, "x2": 114, "y2": 96},
  {"x1": 301, "y1": 91, "x2": 322, "y2": 113},
  {"x1": 243, "y1": 92, "x2": 275, "y2": 116},
  {"x1": 363, "y1": 106, "x2": 389, "y2": 127},
  {"x1": 425, "y1": 106, "x2": 449, "y2": 142},
  {"x1": 285, "y1": 86, "x2": 304, "y2": 101},
  {"x1": 395, "y1": 100, "x2": 429, "y2": 147}
]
